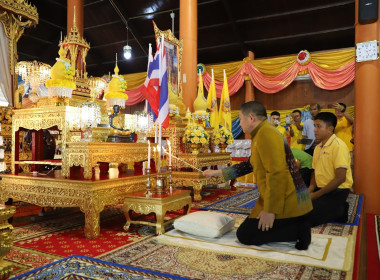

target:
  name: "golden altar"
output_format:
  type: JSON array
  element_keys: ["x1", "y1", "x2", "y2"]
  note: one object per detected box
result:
[
  {"x1": 0, "y1": 173, "x2": 147, "y2": 239},
  {"x1": 4, "y1": 106, "x2": 153, "y2": 239},
  {"x1": 62, "y1": 142, "x2": 155, "y2": 179}
]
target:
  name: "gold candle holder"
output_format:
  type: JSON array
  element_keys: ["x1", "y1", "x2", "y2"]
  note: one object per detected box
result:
[
  {"x1": 168, "y1": 166, "x2": 174, "y2": 193},
  {"x1": 145, "y1": 168, "x2": 152, "y2": 197},
  {"x1": 155, "y1": 174, "x2": 168, "y2": 194}
]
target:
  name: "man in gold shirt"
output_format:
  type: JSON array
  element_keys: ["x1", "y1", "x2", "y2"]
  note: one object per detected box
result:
[
  {"x1": 204, "y1": 101, "x2": 313, "y2": 250},
  {"x1": 308, "y1": 112, "x2": 353, "y2": 226}
]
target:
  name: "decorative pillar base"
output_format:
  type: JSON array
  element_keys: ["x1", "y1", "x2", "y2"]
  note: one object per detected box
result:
[
  {"x1": 0, "y1": 261, "x2": 13, "y2": 280},
  {"x1": 0, "y1": 205, "x2": 16, "y2": 280}
]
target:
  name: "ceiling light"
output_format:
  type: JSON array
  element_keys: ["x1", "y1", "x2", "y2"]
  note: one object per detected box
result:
[
  {"x1": 124, "y1": 24, "x2": 132, "y2": 60},
  {"x1": 123, "y1": 44, "x2": 132, "y2": 60}
]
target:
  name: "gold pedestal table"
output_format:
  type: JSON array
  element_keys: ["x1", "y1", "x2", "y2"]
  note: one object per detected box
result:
[
  {"x1": 123, "y1": 190, "x2": 191, "y2": 235},
  {"x1": 174, "y1": 152, "x2": 231, "y2": 169},
  {"x1": 0, "y1": 174, "x2": 147, "y2": 239},
  {"x1": 171, "y1": 171, "x2": 226, "y2": 201},
  {"x1": 172, "y1": 153, "x2": 232, "y2": 201},
  {"x1": 0, "y1": 205, "x2": 16, "y2": 280}
]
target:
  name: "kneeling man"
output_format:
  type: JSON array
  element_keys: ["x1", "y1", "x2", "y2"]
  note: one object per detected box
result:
[
  {"x1": 204, "y1": 101, "x2": 313, "y2": 250},
  {"x1": 308, "y1": 112, "x2": 353, "y2": 226}
]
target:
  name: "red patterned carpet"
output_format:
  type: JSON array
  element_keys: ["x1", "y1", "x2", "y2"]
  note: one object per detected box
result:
[
  {"x1": 14, "y1": 216, "x2": 147, "y2": 257},
  {"x1": 367, "y1": 213, "x2": 380, "y2": 280},
  {"x1": 6, "y1": 206, "x2": 157, "y2": 277}
]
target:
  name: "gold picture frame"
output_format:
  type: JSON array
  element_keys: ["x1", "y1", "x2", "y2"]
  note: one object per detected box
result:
[{"x1": 153, "y1": 21, "x2": 183, "y2": 99}]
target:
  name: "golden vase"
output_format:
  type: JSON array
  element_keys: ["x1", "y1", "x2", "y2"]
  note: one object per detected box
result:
[
  {"x1": 190, "y1": 143, "x2": 202, "y2": 154},
  {"x1": 218, "y1": 143, "x2": 228, "y2": 153}
]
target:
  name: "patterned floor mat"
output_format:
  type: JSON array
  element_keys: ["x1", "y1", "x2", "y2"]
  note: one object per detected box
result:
[{"x1": 99, "y1": 236, "x2": 350, "y2": 280}]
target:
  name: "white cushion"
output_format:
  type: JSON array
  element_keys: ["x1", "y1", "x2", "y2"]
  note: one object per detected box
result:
[{"x1": 173, "y1": 211, "x2": 235, "y2": 238}]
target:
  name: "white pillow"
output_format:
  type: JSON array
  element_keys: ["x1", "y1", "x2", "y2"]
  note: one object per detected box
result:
[{"x1": 173, "y1": 211, "x2": 235, "y2": 238}]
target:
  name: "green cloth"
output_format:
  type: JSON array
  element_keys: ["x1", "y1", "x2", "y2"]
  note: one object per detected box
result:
[{"x1": 291, "y1": 148, "x2": 313, "y2": 170}]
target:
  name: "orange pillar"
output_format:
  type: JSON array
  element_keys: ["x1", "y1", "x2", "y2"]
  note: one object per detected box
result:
[
  {"x1": 67, "y1": 0, "x2": 84, "y2": 35},
  {"x1": 354, "y1": 0, "x2": 380, "y2": 213},
  {"x1": 245, "y1": 51, "x2": 255, "y2": 103},
  {"x1": 244, "y1": 51, "x2": 255, "y2": 139},
  {"x1": 180, "y1": 0, "x2": 197, "y2": 111}
]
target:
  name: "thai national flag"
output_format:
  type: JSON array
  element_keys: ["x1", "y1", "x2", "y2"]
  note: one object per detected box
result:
[
  {"x1": 156, "y1": 36, "x2": 169, "y2": 128},
  {"x1": 141, "y1": 36, "x2": 169, "y2": 128},
  {"x1": 142, "y1": 44, "x2": 160, "y2": 118},
  {"x1": 145, "y1": 44, "x2": 157, "y2": 121}
]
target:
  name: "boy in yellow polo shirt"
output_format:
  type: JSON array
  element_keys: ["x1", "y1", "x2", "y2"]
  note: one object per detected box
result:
[{"x1": 308, "y1": 112, "x2": 352, "y2": 226}]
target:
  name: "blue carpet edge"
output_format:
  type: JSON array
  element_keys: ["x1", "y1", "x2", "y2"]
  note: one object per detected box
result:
[
  {"x1": 10, "y1": 254, "x2": 191, "y2": 280},
  {"x1": 200, "y1": 187, "x2": 257, "y2": 213}
]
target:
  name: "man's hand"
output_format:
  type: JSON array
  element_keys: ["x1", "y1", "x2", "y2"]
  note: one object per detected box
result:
[
  {"x1": 332, "y1": 103, "x2": 344, "y2": 111},
  {"x1": 310, "y1": 192, "x2": 318, "y2": 200},
  {"x1": 257, "y1": 210, "x2": 275, "y2": 231},
  {"x1": 203, "y1": 169, "x2": 222, "y2": 178}
]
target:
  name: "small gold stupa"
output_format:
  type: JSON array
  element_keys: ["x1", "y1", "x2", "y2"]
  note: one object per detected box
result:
[{"x1": 104, "y1": 57, "x2": 128, "y2": 108}]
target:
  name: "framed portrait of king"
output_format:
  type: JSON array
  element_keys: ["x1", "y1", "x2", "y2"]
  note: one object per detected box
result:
[{"x1": 153, "y1": 21, "x2": 183, "y2": 99}]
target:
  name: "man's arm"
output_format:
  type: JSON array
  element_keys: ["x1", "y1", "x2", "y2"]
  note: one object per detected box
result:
[
  {"x1": 289, "y1": 125, "x2": 294, "y2": 137},
  {"x1": 295, "y1": 122, "x2": 303, "y2": 131},
  {"x1": 203, "y1": 169, "x2": 222, "y2": 177},
  {"x1": 310, "y1": 168, "x2": 347, "y2": 200},
  {"x1": 333, "y1": 103, "x2": 354, "y2": 124},
  {"x1": 343, "y1": 112, "x2": 354, "y2": 125},
  {"x1": 308, "y1": 173, "x2": 316, "y2": 193},
  {"x1": 203, "y1": 160, "x2": 253, "y2": 181}
]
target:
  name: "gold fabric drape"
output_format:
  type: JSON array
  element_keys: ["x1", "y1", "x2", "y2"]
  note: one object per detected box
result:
[{"x1": 122, "y1": 72, "x2": 147, "y2": 90}]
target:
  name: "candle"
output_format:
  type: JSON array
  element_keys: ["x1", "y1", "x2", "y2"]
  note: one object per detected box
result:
[
  {"x1": 154, "y1": 123, "x2": 158, "y2": 143},
  {"x1": 159, "y1": 124, "x2": 162, "y2": 145},
  {"x1": 158, "y1": 124, "x2": 162, "y2": 171},
  {"x1": 147, "y1": 140, "x2": 151, "y2": 169},
  {"x1": 157, "y1": 145, "x2": 161, "y2": 173},
  {"x1": 168, "y1": 140, "x2": 172, "y2": 166}
]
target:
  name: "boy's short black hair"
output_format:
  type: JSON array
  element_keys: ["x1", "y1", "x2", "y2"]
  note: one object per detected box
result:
[
  {"x1": 314, "y1": 112, "x2": 337, "y2": 128},
  {"x1": 270, "y1": 111, "x2": 280, "y2": 117},
  {"x1": 292, "y1": 109, "x2": 302, "y2": 115}
]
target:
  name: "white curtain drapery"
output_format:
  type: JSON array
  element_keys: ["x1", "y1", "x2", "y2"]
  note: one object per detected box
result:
[{"x1": 0, "y1": 23, "x2": 12, "y2": 106}]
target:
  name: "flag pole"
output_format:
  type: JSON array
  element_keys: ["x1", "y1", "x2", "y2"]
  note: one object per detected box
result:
[{"x1": 158, "y1": 123, "x2": 162, "y2": 172}]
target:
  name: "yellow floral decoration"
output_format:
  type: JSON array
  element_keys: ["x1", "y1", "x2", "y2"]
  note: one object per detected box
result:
[
  {"x1": 183, "y1": 123, "x2": 209, "y2": 145},
  {"x1": 213, "y1": 127, "x2": 234, "y2": 146}
]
